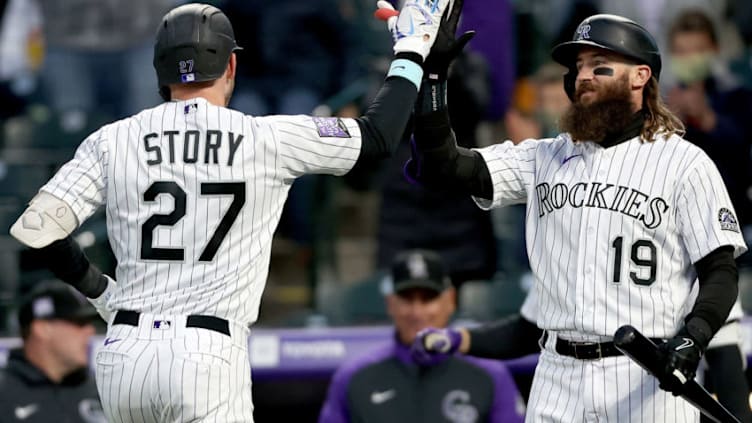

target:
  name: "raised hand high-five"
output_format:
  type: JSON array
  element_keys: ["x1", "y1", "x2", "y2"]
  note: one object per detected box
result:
[{"x1": 374, "y1": 0, "x2": 454, "y2": 61}]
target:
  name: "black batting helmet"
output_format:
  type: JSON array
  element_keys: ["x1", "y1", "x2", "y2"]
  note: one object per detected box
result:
[
  {"x1": 153, "y1": 3, "x2": 242, "y2": 95},
  {"x1": 551, "y1": 14, "x2": 661, "y2": 100}
]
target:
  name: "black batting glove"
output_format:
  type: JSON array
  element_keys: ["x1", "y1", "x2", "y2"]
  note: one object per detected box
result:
[
  {"x1": 415, "y1": 0, "x2": 474, "y2": 117},
  {"x1": 656, "y1": 327, "x2": 705, "y2": 396},
  {"x1": 422, "y1": 0, "x2": 475, "y2": 83}
]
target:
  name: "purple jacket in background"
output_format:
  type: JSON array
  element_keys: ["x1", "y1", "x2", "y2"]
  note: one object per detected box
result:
[
  {"x1": 318, "y1": 336, "x2": 525, "y2": 423},
  {"x1": 459, "y1": 0, "x2": 516, "y2": 120}
]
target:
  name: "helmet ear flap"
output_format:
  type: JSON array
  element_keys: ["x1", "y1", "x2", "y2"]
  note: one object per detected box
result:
[{"x1": 563, "y1": 69, "x2": 576, "y2": 102}]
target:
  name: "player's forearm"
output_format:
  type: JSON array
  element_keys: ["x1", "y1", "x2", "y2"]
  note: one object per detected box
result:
[
  {"x1": 685, "y1": 246, "x2": 738, "y2": 347},
  {"x1": 30, "y1": 235, "x2": 108, "y2": 298},
  {"x1": 466, "y1": 314, "x2": 543, "y2": 359},
  {"x1": 354, "y1": 54, "x2": 421, "y2": 164},
  {"x1": 412, "y1": 118, "x2": 493, "y2": 198},
  {"x1": 408, "y1": 76, "x2": 493, "y2": 198}
]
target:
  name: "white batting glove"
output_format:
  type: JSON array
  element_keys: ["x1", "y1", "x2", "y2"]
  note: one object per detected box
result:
[
  {"x1": 87, "y1": 275, "x2": 117, "y2": 323},
  {"x1": 376, "y1": 0, "x2": 452, "y2": 60}
]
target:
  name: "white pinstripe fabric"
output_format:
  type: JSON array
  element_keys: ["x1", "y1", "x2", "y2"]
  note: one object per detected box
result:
[
  {"x1": 40, "y1": 99, "x2": 362, "y2": 325},
  {"x1": 37, "y1": 97, "x2": 364, "y2": 422},
  {"x1": 474, "y1": 133, "x2": 746, "y2": 422},
  {"x1": 526, "y1": 334, "x2": 698, "y2": 422},
  {"x1": 95, "y1": 315, "x2": 252, "y2": 422},
  {"x1": 474, "y1": 134, "x2": 747, "y2": 340}
]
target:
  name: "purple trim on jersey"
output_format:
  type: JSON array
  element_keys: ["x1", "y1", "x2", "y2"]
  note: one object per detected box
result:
[{"x1": 313, "y1": 117, "x2": 352, "y2": 138}]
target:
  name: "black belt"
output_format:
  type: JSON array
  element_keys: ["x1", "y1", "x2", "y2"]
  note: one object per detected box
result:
[
  {"x1": 550, "y1": 333, "x2": 664, "y2": 360},
  {"x1": 113, "y1": 310, "x2": 230, "y2": 337}
]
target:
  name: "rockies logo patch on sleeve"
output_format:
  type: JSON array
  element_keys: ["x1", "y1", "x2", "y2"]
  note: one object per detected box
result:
[
  {"x1": 313, "y1": 117, "x2": 351, "y2": 138},
  {"x1": 718, "y1": 207, "x2": 740, "y2": 232}
]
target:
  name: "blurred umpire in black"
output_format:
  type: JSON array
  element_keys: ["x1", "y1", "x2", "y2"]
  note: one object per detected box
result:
[{"x1": 0, "y1": 281, "x2": 105, "y2": 422}]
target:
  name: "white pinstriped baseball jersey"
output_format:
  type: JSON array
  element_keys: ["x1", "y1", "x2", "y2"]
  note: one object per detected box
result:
[
  {"x1": 475, "y1": 133, "x2": 747, "y2": 342},
  {"x1": 40, "y1": 97, "x2": 362, "y2": 326}
]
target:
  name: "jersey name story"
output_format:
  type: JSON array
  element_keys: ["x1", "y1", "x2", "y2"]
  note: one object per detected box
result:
[
  {"x1": 143, "y1": 130, "x2": 244, "y2": 166},
  {"x1": 535, "y1": 180, "x2": 669, "y2": 228}
]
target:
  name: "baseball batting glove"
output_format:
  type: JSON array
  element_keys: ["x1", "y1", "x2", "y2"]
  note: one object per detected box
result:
[
  {"x1": 411, "y1": 327, "x2": 462, "y2": 366},
  {"x1": 375, "y1": 0, "x2": 453, "y2": 61},
  {"x1": 656, "y1": 330, "x2": 705, "y2": 395},
  {"x1": 420, "y1": 0, "x2": 474, "y2": 82}
]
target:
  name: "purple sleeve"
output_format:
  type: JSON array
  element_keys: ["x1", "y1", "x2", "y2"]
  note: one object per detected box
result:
[
  {"x1": 459, "y1": 0, "x2": 516, "y2": 120},
  {"x1": 318, "y1": 365, "x2": 352, "y2": 423},
  {"x1": 465, "y1": 357, "x2": 526, "y2": 423},
  {"x1": 319, "y1": 344, "x2": 394, "y2": 423}
]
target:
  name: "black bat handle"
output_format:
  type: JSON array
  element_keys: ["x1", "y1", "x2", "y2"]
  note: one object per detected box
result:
[{"x1": 614, "y1": 325, "x2": 742, "y2": 423}]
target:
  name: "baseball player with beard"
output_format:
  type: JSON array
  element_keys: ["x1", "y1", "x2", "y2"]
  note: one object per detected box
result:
[
  {"x1": 8, "y1": 1, "x2": 463, "y2": 421},
  {"x1": 404, "y1": 13, "x2": 747, "y2": 422}
]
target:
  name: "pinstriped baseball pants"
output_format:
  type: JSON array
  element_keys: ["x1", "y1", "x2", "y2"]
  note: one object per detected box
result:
[
  {"x1": 526, "y1": 332, "x2": 699, "y2": 422},
  {"x1": 94, "y1": 313, "x2": 253, "y2": 422}
]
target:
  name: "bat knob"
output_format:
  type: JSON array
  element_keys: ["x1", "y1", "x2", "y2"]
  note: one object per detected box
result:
[{"x1": 613, "y1": 325, "x2": 637, "y2": 347}]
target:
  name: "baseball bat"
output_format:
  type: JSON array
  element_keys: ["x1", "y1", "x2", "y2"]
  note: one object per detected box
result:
[{"x1": 613, "y1": 325, "x2": 741, "y2": 423}]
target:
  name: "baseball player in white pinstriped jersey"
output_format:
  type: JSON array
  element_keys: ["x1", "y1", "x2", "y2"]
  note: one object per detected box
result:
[
  {"x1": 404, "y1": 13, "x2": 748, "y2": 423},
  {"x1": 8, "y1": 1, "x2": 463, "y2": 421}
]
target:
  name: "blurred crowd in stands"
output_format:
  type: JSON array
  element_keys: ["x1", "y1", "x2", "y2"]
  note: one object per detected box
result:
[{"x1": 0, "y1": 0, "x2": 751, "y2": 335}]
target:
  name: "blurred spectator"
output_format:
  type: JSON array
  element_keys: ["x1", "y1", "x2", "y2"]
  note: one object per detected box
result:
[
  {"x1": 34, "y1": 0, "x2": 175, "y2": 132},
  {"x1": 0, "y1": 0, "x2": 42, "y2": 120},
  {"x1": 505, "y1": 62, "x2": 569, "y2": 142},
  {"x1": 596, "y1": 0, "x2": 735, "y2": 61},
  {"x1": 376, "y1": 51, "x2": 497, "y2": 290},
  {"x1": 665, "y1": 9, "x2": 752, "y2": 254},
  {"x1": 319, "y1": 250, "x2": 524, "y2": 423},
  {"x1": 0, "y1": 281, "x2": 104, "y2": 422}
]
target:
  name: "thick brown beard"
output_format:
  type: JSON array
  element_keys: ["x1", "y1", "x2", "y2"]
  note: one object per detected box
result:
[{"x1": 559, "y1": 73, "x2": 636, "y2": 142}]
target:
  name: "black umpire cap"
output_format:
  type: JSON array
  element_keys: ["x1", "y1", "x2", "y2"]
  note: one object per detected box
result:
[
  {"x1": 18, "y1": 281, "x2": 99, "y2": 330},
  {"x1": 389, "y1": 250, "x2": 451, "y2": 295}
]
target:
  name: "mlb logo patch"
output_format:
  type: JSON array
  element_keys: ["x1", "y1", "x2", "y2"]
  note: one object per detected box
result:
[
  {"x1": 184, "y1": 103, "x2": 198, "y2": 114},
  {"x1": 153, "y1": 320, "x2": 172, "y2": 329},
  {"x1": 181, "y1": 73, "x2": 196, "y2": 83}
]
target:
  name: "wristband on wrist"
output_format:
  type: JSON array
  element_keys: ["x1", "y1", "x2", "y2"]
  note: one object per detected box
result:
[{"x1": 387, "y1": 59, "x2": 424, "y2": 90}]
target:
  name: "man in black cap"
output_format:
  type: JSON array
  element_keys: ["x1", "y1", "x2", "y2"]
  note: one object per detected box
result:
[
  {"x1": 0, "y1": 281, "x2": 105, "y2": 422},
  {"x1": 319, "y1": 249, "x2": 524, "y2": 423}
]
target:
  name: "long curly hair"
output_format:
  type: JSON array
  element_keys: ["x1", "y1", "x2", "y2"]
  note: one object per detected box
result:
[{"x1": 641, "y1": 78, "x2": 685, "y2": 141}]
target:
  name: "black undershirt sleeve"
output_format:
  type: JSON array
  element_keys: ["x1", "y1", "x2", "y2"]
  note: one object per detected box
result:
[
  {"x1": 354, "y1": 76, "x2": 419, "y2": 164},
  {"x1": 466, "y1": 314, "x2": 543, "y2": 359},
  {"x1": 683, "y1": 246, "x2": 738, "y2": 348},
  {"x1": 412, "y1": 110, "x2": 493, "y2": 199},
  {"x1": 28, "y1": 236, "x2": 107, "y2": 298}
]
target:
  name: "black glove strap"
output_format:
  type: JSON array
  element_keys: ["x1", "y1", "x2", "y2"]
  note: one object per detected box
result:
[{"x1": 416, "y1": 79, "x2": 448, "y2": 116}]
